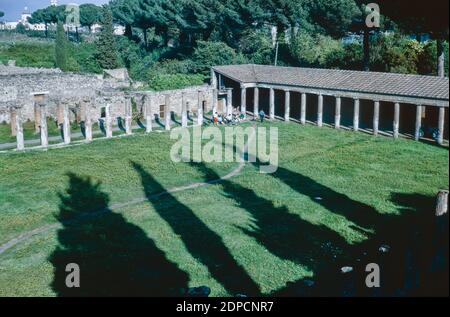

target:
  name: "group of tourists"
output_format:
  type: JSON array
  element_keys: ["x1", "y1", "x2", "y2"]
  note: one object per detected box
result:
[
  {"x1": 211, "y1": 109, "x2": 245, "y2": 125},
  {"x1": 210, "y1": 108, "x2": 267, "y2": 125}
]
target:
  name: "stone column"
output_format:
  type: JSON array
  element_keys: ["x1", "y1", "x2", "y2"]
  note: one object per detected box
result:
[
  {"x1": 34, "y1": 102, "x2": 41, "y2": 133},
  {"x1": 241, "y1": 86, "x2": 247, "y2": 118},
  {"x1": 15, "y1": 109, "x2": 24, "y2": 151},
  {"x1": 63, "y1": 103, "x2": 71, "y2": 144},
  {"x1": 335, "y1": 96, "x2": 341, "y2": 129},
  {"x1": 125, "y1": 97, "x2": 132, "y2": 135},
  {"x1": 212, "y1": 89, "x2": 218, "y2": 115},
  {"x1": 84, "y1": 100, "x2": 93, "y2": 142},
  {"x1": 226, "y1": 88, "x2": 233, "y2": 117},
  {"x1": 414, "y1": 105, "x2": 422, "y2": 141},
  {"x1": 39, "y1": 103, "x2": 48, "y2": 147},
  {"x1": 198, "y1": 90, "x2": 204, "y2": 126},
  {"x1": 393, "y1": 102, "x2": 400, "y2": 139},
  {"x1": 57, "y1": 103, "x2": 64, "y2": 127},
  {"x1": 353, "y1": 99, "x2": 360, "y2": 132},
  {"x1": 253, "y1": 87, "x2": 259, "y2": 118},
  {"x1": 284, "y1": 90, "x2": 290, "y2": 122},
  {"x1": 181, "y1": 92, "x2": 188, "y2": 128},
  {"x1": 165, "y1": 95, "x2": 171, "y2": 131},
  {"x1": 438, "y1": 106, "x2": 445, "y2": 145},
  {"x1": 269, "y1": 88, "x2": 275, "y2": 120},
  {"x1": 317, "y1": 94, "x2": 323, "y2": 127},
  {"x1": 144, "y1": 95, "x2": 153, "y2": 133},
  {"x1": 10, "y1": 108, "x2": 17, "y2": 137},
  {"x1": 300, "y1": 93, "x2": 307, "y2": 125},
  {"x1": 373, "y1": 101, "x2": 380, "y2": 136},
  {"x1": 211, "y1": 69, "x2": 218, "y2": 88},
  {"x1": 105, "y1": 103, "x2": 113, "y2": 138}
]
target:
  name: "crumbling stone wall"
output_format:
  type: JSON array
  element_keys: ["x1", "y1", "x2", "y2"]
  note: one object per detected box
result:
[{"x1": 0, "y1": 65, "x2": 214, "y2": 126}]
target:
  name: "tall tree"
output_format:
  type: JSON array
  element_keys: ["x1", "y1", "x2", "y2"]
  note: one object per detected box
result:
[
  {"x1": 80, "y1": 4, "x2": 102, "y2": 33},
  {"x1": 0, "y1": 11, "x2": 4, "y2": 19},
  {"x1": 28, "y1": 5, "x2": 66, "y2": 38},
  {"x1": 96, "y1": 6, "x2": 120, "y2": 69},
  {"x1": 375, "y1": 0, "x2": 449, "y2": 76},
  {"x1": 110, "y1": 0, "x2": 139, "y2": 38},
  {"x1": 55, "y1": 21, "x2": 69, "y2": 71}
]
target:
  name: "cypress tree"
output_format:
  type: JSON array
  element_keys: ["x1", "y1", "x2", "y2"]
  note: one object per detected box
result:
[
  {"x1": 96, "y1": 6, "x2": 119, "y2": 69},
  {"x1": 55, "y1": 21, "x2": 68, "y2": 71}
]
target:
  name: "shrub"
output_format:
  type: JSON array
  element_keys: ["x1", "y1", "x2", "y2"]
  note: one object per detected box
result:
[
  {"x1": 191, "y1": 41, "x2": 247, "y2": 74},
  {"x1": 239, "y1": 30, "x2": 274, "y2": 65},
  {"x1": 0, "y1": 42, "x2": 55, "y2": 68},
  {"x1": 289, "y1": 32, "x2": 344, "y2": 68},
  {"x1": 148, "y1": 73, "x2": 206, "y2": 91}
]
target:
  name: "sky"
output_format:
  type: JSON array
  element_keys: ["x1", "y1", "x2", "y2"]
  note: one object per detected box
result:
[{"x1": 0, "y1": 0, "x2": 109, "y2": 21}]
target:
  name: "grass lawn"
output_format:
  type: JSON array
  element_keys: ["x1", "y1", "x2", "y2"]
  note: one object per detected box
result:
[{"x1": 0, "y1": 122, "x2": 448, "y2": 296}]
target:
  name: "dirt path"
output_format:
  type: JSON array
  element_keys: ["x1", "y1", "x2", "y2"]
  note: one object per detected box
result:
[{"x1": 0, "y1": 127, "x2": 256, "y2": 256}]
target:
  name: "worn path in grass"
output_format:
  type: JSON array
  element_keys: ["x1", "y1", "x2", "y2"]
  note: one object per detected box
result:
[{"x1": 0, "y1": 126, "x2": 256, "y2": 256}]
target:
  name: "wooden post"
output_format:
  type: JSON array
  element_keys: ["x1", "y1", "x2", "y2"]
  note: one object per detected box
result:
[
  {"x1": 373, "y1": 101, "x2": 380, "y2": 136},
  {"x1": 85, "y1": 101, "x2": 92, "y2": 142},
  {"x1": 335, "y1": 96, "x2": 341, "y2": 129},
  {"x1": 40, "y1": 104, "x2": 48, "y2": 148},
  {"x1": 125, "y1": 97, "x2": 132, "y2": 135},
  {"x1": 253, "y1": 87, "x2": 259, "y2": 118},
  {"x1": 181, "y1": 92, "x2": 188, "y2": 128},
  {"x1": 415, "y1": 105, "x2": 422, "y2": 141},
  {"x1": 63, "y1": 103, "x2": 71, "y2": 144},
  {"x1": 436, "y1": 190, "x2": 449, "y2": 216},
  {"x1": 197, "y1": 91, "x2": 203, "y2": 126},
  {"x1": 437, "y1": 107, "x2": 445, "y2": 145},
  {"x1": 144, "y1": 95, "x2": 153, "y2": 133},
  {"x1": 284, "y1": 90, "x2": 290, "y2": 122},
  {"x1": 269, "y1": 88, "x2": 275, "y2": 120},
  {"x1": 10, "y1": 108, "x2": 17, "y2": 137},
  {"x1": 241, "y1": 86, "x2": 247, "y2": 118},
  {"x1": 226, "y1": 88, "x2": 233, "y2": 117},
  {"x1": 16, "y1": 109, "x2": 24, "y2": 151},
  {"x1": 393, "y1": 102, "x2": 400, "y2": 139},
  {"x1": 353, "y1": 99, "x2": 360, "y2": 132},
  {"x1": 300, "y1": 93, "x2": 306, "y2": 125},
  {"x1": 317, "y1": 94, "x2": 323, "y2": 127},
  {"x1": 165, "y1": 94, "x2": 171, "y2": 131}
]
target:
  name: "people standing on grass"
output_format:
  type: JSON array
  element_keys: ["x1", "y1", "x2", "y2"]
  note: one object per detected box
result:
[{"x1": 259, "y1": 110, "x2": 265, "y2": 123}]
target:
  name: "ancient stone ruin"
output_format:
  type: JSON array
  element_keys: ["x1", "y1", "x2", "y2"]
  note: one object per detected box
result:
[{"x1": 0, "y1": 63, "x2": 216, "y2": 151}]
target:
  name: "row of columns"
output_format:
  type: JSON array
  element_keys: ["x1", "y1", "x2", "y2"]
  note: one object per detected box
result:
[
  {"x1": 238, "y1": 86, "x2": 447, "y2": 145},
  {"x1": 13, "y1": 90, "x2": 216, "y2": 150}
]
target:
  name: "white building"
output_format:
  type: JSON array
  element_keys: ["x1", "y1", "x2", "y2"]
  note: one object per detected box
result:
[
  {"x1": 0, "y1": 7, "x2": 45, "y2": 31},
  {"x1": 1, "y1": 2, "x2": 125, "y2": 36}
]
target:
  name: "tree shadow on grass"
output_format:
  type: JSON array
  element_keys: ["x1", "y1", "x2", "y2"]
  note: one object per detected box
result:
[
  {"x1": 131, "y1": 161, "x2": 261, "y2": 296},
  {"x1": 190, "y1": 162, "x2": 353, "y2": 294},
  {"x1": 272, "y1": 192, "x2": 449, "y2": 297},
  {"x1": 262, "y1": 164, "x2": 384, "y2": 235},
  {"x1": 261, "y1": 164, "x2": 448, "y2": 296},
  {"x1": 49, "y1": 173, "x2": 189, "y2": 297},
  {"x1": 194, "y1": 161, "x2": 448, "y2": 296}
]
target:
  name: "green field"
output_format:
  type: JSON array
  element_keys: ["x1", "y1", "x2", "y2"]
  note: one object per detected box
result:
[{"x1": 0, "y1": 122, "x2": 448, "y2": 296}]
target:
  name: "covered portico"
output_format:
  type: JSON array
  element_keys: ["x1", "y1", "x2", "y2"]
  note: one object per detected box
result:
[{"x1": 211, "y1": 64, "x2": 449, "y2": 145}]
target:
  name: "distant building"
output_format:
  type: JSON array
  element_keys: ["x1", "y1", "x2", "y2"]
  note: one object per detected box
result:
[
  {"x1": 0, "y1": 7, "x2": 46, "y2": 31},
  {"x1": 0, "y1": 4, "x2": 125, "y2": 36}
]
